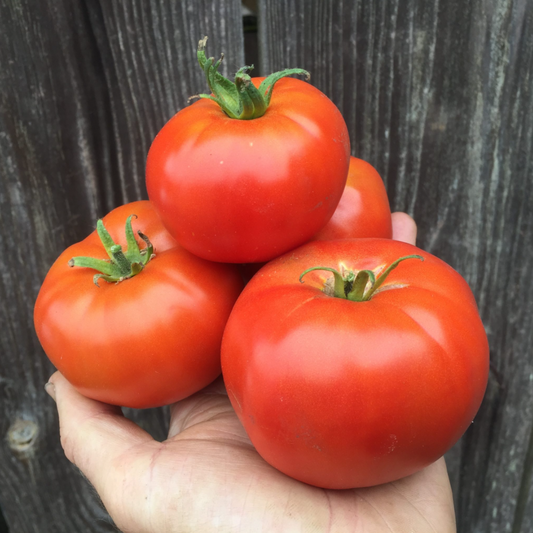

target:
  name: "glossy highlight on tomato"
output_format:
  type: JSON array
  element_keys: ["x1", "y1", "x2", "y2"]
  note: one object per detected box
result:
[
  {"x1": 221, "y1": 238, "x2": 489, "y2": 489},
  {"x1": 34, "y1": 201, "x2": 244, "y2": 409}
]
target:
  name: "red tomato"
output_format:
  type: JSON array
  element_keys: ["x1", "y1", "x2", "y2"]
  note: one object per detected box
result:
[
  {"x1": 221, "y1": 238, "x2": 489, "y2": 489},
  {"x1": 312, "y1": 156, "x2": 392, "y2": 241},
  {"x1": 146, "y1": 76, "x2": 350, "y2": 264},
  {"x1": 238, "y1": 156, "x2": 392, "y2": 281},
  {"x1": 34, "y1": 201, "x2": 243, "y2": 409}
]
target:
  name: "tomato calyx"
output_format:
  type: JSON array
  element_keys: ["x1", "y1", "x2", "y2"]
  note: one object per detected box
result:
[
  {"x1": 68, "y1": 215, "x2": 155, "y2": 287},
  {"x1": 299, "y1": 255, "x2": 424, "y2": 301},
  {"x1": 191, "y1": 36, "x2": 310, "y2": 120}
]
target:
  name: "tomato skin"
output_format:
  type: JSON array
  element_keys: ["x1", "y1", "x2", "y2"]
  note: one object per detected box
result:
[
  {"x1": 146, "y1": 77, "x2": 351, "y2": 264},
  {"x1": 221, "y1": 238, "x2": 489, "y2": 489},
  {"x1": 238, "y1": 156, "x2": 393, "y2": 281},
  {"x1": 312, "y1": 157, "x2": 392, "y2": 241},
  {"x1": 34, "y1": 201, "x2": 244, "y2": 409}
]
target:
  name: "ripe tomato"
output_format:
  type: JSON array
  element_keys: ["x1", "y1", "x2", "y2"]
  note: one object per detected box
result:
[
  {"x1": 146, "y1": 71, "x2": 350, "y2": 263},
  {"x1": 238, "y1": 156, "x2": 393, "y2": 281},
  {"x1": 312, "y1": 156, "x2": 392, "y2": 241},
  {"x1": 34, "y1": 201, "x2": 243, "y2": 409},
  {"x1": 221, "y1": 238, "x2": 489, "y2": 489}
]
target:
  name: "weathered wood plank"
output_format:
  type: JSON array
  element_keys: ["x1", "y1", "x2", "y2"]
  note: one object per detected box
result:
[
  {"x1": 2, "y1": 0, "x2": 532, "y2": 531},
  {"x1": 0, "y1": 0, "x2": 243, "y2": 531},
  {"x1": 259, "y1": 1, "x2": 533, "y2": 532}
]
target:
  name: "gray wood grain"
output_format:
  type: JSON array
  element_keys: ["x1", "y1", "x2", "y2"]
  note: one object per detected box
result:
[
  {"x1": 2, "y1": 0, "x2": 532, "y2": 531},
  {"x1": 259, "y1": 1, "x2": 533, "y2": 532},
  {"x1": 0, "y1": 0, "x2": 243, "y2": 531}
]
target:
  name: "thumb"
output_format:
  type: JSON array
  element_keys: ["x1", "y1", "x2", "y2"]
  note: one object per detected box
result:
[
  {"x1": 46, "y1": 372, "x2": 156, "y2": 511},
  {"x1": 391, "y1": 212, "x2": 417, "y2": 245}
]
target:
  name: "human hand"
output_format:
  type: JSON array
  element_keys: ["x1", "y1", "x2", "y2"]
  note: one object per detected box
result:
[{"x1": 46, "y1": 212, "x2": 456, "y2": 533}]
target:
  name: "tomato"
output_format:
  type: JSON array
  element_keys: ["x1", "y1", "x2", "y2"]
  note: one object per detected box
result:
[
  {"x1": 34, "y1": 201, "x2": 244, "y2": 409},
  {"x1": 238, "y1": 156, "x2": 392, "y2": 281},
  {"x1": 312, "y1": 156, "x2": 392, "y2": 241},
  {"x1": 146, "y1": 40, "x2": 350, "y2": 264},
  {"x1": 221, "y1": 238, "x2": 489, "y2": 489}
]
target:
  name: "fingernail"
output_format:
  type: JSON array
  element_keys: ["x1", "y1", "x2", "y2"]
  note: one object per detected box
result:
[{"x1": 44, "y1": 382, "x2": 56, "y2": 402}]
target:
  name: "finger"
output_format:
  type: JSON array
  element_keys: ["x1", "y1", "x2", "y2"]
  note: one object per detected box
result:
[
  {"x1": 47, "y1": 372, "x2": 155, "y2": 501},
  {"x1": 391, "y1": 212, "x2": 417, "y2": 245}
]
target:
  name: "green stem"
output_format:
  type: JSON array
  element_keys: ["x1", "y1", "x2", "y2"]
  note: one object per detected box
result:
[
  {"x1": 362, "y1": 255, "x2": 423, "y2": 300},
  {"x1": 346, "y1": 270, "x2": 376, "y2": 301},
  {"x1": 299, "y1": 267, "x2": 347, "y2": 299},
  {"x1": 299, "y1": 255, "x2": 424, "y2": 301},
  {"x1": 195, "y1": 36, "x2": 309, "y2": 120},
  {"x1": 69, "y1": 214, "x2": 154, "y2": 286},
  {"x1": 96, "y1": 219, "x2": 118, "y2": 262}
]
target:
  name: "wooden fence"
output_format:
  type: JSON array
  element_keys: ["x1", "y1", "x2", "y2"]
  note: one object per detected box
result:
[{"x1": 1, "y1": 1, "x2": 532, "y2": 531}]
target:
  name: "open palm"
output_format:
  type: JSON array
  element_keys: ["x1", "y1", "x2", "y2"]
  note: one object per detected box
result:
[{"x1": 47, "y1": 213, "x2": 456, "y2": 533}]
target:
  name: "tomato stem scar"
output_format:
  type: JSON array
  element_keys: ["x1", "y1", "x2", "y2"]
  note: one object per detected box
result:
[{"x1": 299, "y1": 255, "x2": 424, "y2": 301}]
